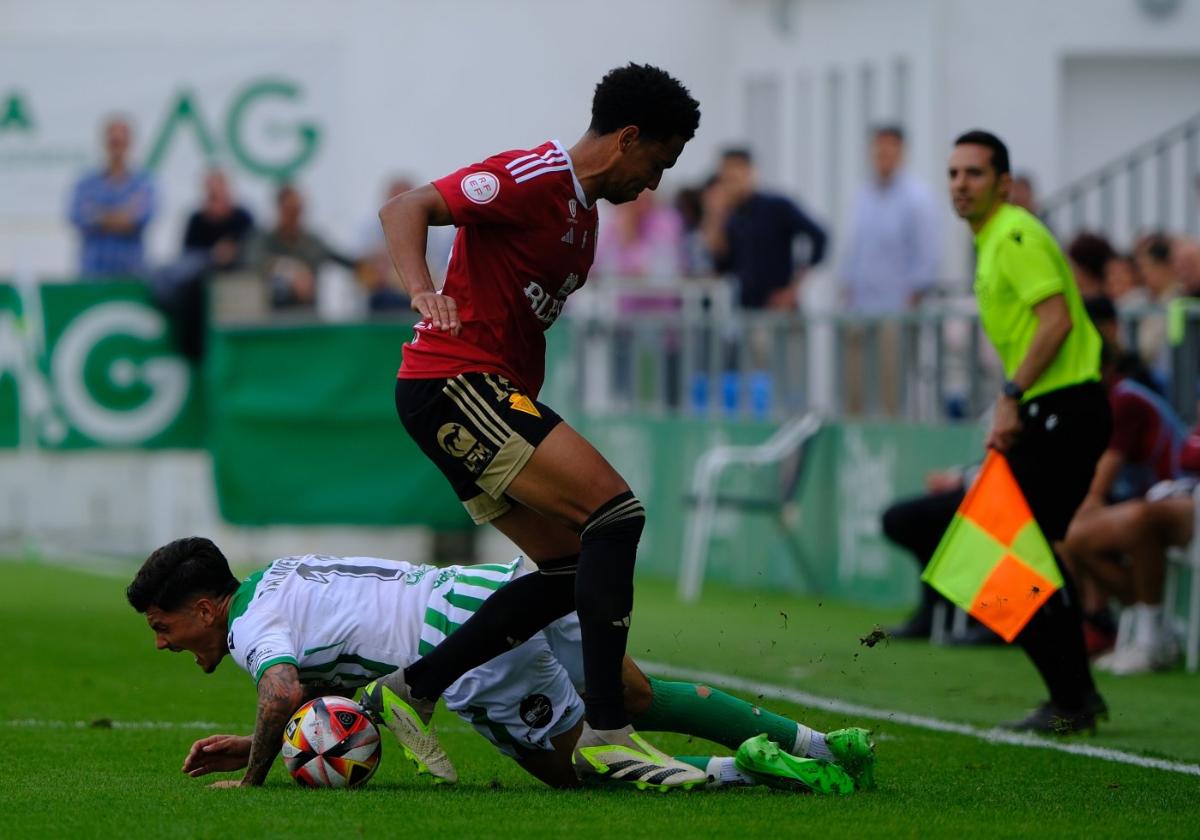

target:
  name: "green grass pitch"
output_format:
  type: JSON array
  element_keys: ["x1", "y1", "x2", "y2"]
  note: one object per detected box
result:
[{"x1": 2, "y1": 559, "x2": 1197, "y2": 838}]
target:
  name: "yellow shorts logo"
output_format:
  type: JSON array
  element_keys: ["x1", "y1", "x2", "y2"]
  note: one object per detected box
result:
[
  {"x1": 508, "y1": 394, "x2": 541, "y2": 417},
  {"x1": 437, "y1": 422, "x2": 477, "y2": 458}
]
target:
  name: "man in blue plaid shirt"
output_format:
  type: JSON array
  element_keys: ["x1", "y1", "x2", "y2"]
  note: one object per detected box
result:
[{"x1": 68, "y1": 116, "x2": 156, "y2": 279}]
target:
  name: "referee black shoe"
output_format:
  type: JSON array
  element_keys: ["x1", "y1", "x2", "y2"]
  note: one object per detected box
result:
[{"x1": 999, "y1": 692, "x2": 1106, "y2": 736}]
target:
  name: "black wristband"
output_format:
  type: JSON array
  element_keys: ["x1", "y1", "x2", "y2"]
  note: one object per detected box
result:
[{"x1": 1002, "y1": 380, "x2": 1024, "y2": 401}]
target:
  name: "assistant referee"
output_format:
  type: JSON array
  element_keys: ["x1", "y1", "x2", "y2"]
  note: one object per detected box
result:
[{"x1": 949, "y1": 130, "x2": 1111, "y2": 734}]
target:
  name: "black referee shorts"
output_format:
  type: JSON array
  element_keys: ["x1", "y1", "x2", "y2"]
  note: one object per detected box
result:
[
  {"x1": 1007, "y1": 380, "x2": 1111, "y2": 543},
  {"x1": 395, "y1": 372, "x2": 563, "y2": 524}
]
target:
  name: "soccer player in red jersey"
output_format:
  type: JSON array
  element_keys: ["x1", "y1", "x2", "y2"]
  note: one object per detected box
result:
[{"x1": 376, "y1": 64, "x2": 704, "y2": 788}]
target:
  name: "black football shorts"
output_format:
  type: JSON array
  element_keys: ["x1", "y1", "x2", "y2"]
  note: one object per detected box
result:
[{"x1": 395, "y1": 372, "x2": 563, "y2": 524}]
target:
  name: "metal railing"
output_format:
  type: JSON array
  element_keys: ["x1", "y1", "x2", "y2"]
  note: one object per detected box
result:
[
  {"x1": 1041, "y1": 111, "x2": 1200, "y2": 246},
  {"x1": 557, "y1": 297, "x2": 1200, "y2": 425}
]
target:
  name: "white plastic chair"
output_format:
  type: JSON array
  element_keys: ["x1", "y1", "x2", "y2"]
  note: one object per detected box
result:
[
  {"x1": 678, "y1": 413, "x2": 821, "y2": 602},
  {"x1": 1162, "y1": 482, "x2": 1200, "y2": 673}
]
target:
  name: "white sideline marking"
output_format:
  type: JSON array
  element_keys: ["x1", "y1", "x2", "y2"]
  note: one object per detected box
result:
[
  {"x1": 640, "y1": 660, "x2": 1200, "y2": 777},
  {"x1": 3, "y1": 719, "x2": 240, "y2": 730}
]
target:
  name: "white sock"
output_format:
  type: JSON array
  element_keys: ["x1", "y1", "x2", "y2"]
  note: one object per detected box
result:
[
  {"x1": 704, "y1": 756, "x2": 756, "y2": 788},
  {"x1": 807, "y1": 731, "x2": 833, "y2": 760},
  {"x1": 794, "y1": 724, "x2": 832, "y2": 760},
  {"x1": 1134, "y1": 603, "x2": 1164, "y2": 648}
]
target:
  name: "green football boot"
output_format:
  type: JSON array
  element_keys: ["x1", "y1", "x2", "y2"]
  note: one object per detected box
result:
[
  {"x1": 361, "y1": 679, "x2": 457, "y2": 784},
  {"x1": 825, "y1": 727, "x2": 876, "y2": 790},
  {"x1": 734, "y1": 735, "x2": 856, "y2": 795}
]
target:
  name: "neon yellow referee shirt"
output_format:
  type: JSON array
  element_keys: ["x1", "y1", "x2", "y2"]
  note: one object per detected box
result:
[{"x1": 973, "y1": 203, "x2": 1101, "y2": 400}]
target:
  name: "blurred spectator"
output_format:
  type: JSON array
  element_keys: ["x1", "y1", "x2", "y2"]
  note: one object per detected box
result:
[
  {"x1": 152, "y1": 169, "x2": 256, "y2": 360},
  {"x1": 358, "y1": 177, "x2": 417, "y2": 312},
  {"x1": 842, "y1": 126, "x2": 941, "y2": 313},
  {"x1": 247, "y1": 184, "x2": 357, "y2": 312},
  {"x1": 1104, "y1": 252, "x2": 1149, "y2": 314},
  {"x1": 68, "y1": 116, "x2": 156, "y2": 279},
  {"x1": 1084, "y1": 296, "x2": 1160, "y2": 395},
  {"x1": 701, "y1": 148, "x2": 827, "y2": 310},
  {"x1": 1062, "y1": 424, "x2": 1200, "y2": 674},
  {"x1": 1132, "y1": 233, "x2": 1180, "y2": 377},
  {"x1": 182, "y1": 169, "x2": 255, "y2": 270},
  {"x1": 841, "y1": 125, "x2": 941, "y2": 415},
  {"x1": 1066, "y1": 232, "x2": 1115, "y2": 300},
  {"x1": 1009, "y1": 172, "x2": 1038, "y2": 214},
  {"x1": 1173, "y1": 237, "x2": 1200, "y2": 297},
  {"x1": 674, "y1": 185, "x2": 713, "y2": 277},
  {"x1": 594, "y1": 189, "x2": 684, "y2": 281}
]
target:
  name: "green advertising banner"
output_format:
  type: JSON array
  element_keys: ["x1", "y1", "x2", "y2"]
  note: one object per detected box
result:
[
  {"x1": 0, "y1": 283, "x2": 21, "y2": 448},
  {"x1": 576, "y1": 416, "x2": 981, "y2": 607},
  {"x1": 207, "y1": 323, "x2": 470, "y2": 529},
  {"x1": 0, "y1": 281, "x2": 204, "y2": 449}
]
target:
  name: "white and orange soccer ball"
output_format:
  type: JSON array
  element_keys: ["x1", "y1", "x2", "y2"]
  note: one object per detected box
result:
[{"x1": 281, "y1": 696, "x2": 382, "y2": 788}]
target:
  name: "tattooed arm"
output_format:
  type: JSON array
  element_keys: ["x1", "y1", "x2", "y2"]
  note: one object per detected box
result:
[{"x1": 238, "y1": 663, "x2": 305, "y2": 787}]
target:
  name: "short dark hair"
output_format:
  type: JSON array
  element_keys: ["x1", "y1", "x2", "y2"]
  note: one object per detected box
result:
[
  {"x1": 127, "y1": 537, "x2": 239, "y2": 613},
  {"x1": 1140, "y1": 232, "x2": 1172, "y2": 265},
  {"x1": 721, "y1": 147, "x2": 753, "y2": 165},
  {"x1": 1085, "y1": 294, "x2": 1118, "y2": 328},
  {"x1": 954, "y1": 129, "x2": 1011, "y2": 176},
  {"x1": 873, "y1": 124, "x2": 905, "y2": 143},
  {"x1": 1068, "y1": 233, "x2": 1117, "y2": 278},
  {"x1": 590, "y1": 63, "x2": 701, "y2": 143}
]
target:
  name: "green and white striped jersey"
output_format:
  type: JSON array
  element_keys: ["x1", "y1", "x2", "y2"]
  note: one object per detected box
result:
[{"x1": 226, "y1": 554, "x2": 520, "y2": 687}]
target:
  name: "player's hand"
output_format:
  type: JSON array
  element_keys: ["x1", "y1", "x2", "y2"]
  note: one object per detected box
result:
[
  {"x1": 183, "y1": 734, "x2": 252, "y2": 777},
  {"x1": 412, "y1": 290, "x2": 461, "y2": 335},
  {"x1": 207, "y1": 779, "x2": 244, "y2": 789},
  {"x1": 986, "y1": 396, "x2": 1023, "y2": 453},
  {"x1": 925, "y1": 470, "x2": 964, "y2": 494}
]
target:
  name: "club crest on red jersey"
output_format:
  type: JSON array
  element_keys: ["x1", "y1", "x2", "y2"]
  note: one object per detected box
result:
[{"x1": 460, "y1": 172, "x2": 500, "y2": 204}]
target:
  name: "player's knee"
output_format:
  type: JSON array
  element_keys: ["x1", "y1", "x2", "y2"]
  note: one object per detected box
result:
[{"x1": 580, "y1": 491, "x2": 646, "y2": 544}]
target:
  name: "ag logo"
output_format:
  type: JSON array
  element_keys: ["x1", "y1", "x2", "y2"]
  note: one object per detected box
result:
[
  {"x1": 461, "y1": 172, "x2": 499, "y2": 204},
  {"x1": 519, "y1": 693, "x2": 554, "y2": 729},
  {"x1": 437, "y1": 422, "x2": 477, "y2": 458},
  {"x1": 51, "y1": 301, "x2": 189, "y2": 445}
]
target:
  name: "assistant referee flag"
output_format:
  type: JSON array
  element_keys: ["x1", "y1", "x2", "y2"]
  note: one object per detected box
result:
[{"x1": 921, "y1": 451, "x2": 1063, "y2": 642}]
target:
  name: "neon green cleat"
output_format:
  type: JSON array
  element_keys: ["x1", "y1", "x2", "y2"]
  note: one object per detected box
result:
[
  {"x1": 573, "y1": 723, "x2": 708, "y2": 792},
  {"x1": 361, "y1": 680, "x2": 457, "y2": 784},
  {"x1": 825, "y1": 727, "x2": 876, "y2": 790},
  {"x1": 734, "y1": 734, "x2": 855, "y2": 795}
]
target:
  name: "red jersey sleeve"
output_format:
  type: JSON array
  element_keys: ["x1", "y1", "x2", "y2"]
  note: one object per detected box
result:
[
  {"x1": 1108, "y1": 390, "x2": 1154, "y2": 461},
  {"x1": 1181, "y1": 423, "x2": 1200, "y2": 474},
  {"x1": 432, "y1": 154, "x2": 530, "y2": 227}
]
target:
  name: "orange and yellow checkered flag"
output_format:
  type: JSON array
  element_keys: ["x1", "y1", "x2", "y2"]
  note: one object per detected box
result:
[{"x1": 921, "y1": 450, "x2": 1063, "y2": 642}]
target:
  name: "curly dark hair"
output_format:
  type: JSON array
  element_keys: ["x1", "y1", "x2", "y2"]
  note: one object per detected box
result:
[
  {"x1": 590, "y1": 63, "x2": 701, "y2": 142},
  {"x1": 126, "y1": 537, "x2": 239, "y2": 613}
]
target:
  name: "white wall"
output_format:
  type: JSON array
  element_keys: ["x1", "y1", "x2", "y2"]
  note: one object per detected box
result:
[{"x1": 721, "y1": 0, "x2": 1200, "y2": 274}]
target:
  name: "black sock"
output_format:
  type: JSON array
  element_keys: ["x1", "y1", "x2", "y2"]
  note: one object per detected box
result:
[
  {"x1": 405, "y1": 556, "x2": 577, "y2": 701},
  {"x1": 575, "y1": 491, "x2": 645, "y2": 731},
  {"x1": 1016, "y1": 571, "x2": 1095, "y2": 710}
]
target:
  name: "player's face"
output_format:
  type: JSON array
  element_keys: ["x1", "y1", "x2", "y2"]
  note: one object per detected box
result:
[
  {"x1": 607, "y1": 133, "x2": 687, "y2": 205},
  {"x1": 144, "y1": 601, "x2": 226, "y2": 674},
  {"x1": 948, "y1": 144, "x2": 1008, "y2": 224}
]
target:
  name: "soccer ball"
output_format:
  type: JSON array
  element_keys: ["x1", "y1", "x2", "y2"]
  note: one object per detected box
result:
[{"x1": 281, "y1": 696, "x2": 382, "y2": 788}]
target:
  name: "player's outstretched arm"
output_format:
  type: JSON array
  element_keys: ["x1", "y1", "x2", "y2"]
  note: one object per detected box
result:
[
  {"x1": 182, "y1": 734, "x2": 252, "y2": 777},
  {"x1": 379, "y1": 184, "x2": 460, "y2": 334},
  {"x1": 235, "y1": 663, "x2": 304, "y2": 788}
]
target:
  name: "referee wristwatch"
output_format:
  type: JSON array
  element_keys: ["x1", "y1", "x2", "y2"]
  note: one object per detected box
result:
[{"x1": 1001, "y1": 379, "x2": 1025, "y2": 401}]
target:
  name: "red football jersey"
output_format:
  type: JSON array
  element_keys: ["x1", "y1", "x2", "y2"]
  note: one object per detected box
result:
[{"x1": 398, "y1": 140, "x2": 599, "y2": 398}]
